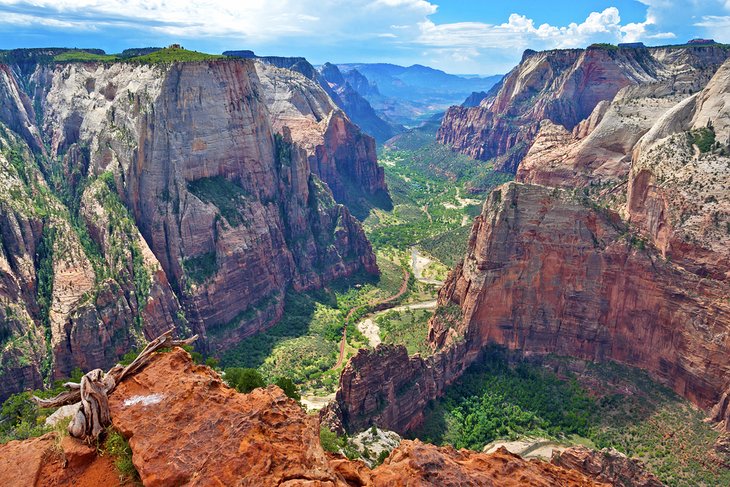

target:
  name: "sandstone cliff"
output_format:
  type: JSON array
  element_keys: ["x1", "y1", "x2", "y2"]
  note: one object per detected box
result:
[
  {"x1": 438, "y1": 44, "x2": 730, "y2": 173},
  {"x1": 0, "y1": 347, "x2": 609, "y2": 486},
  {"x1": 318, "y1": 62, "x2": 402, "y2": 143},
  {"x1": 0, "y1": 56, "x2": 382, "y2": 398},
  {"x1": 552, "y1": 446, "x2": 664, "y2": 487},
  {"x1": 225, "y1": 50, "x2": 401, "y2": 143},
  {"x1": 326, "y1": 45, "x2": 730, "y2": 446},
  {"x1": 326, "y1": 183, "x2": 730, "y2": 438},
  {"x1": 626, "y1": 58, "x2": 730, "y2": 281},
  {"x1": 0, "y1": 125, "x2": 184, "y2": 400},
  {"x1": 256, "y1": 61, "x2": 391, "y2": 217}
]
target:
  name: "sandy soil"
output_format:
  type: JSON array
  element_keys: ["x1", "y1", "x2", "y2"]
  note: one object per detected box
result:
[{"x1": 483, "y1": 438, "x2": 568, "y2": 461}]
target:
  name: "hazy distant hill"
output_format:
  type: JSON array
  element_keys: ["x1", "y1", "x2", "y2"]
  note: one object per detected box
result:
[{"x1": 337, "y1": 63, "x2": 502, "y2": 126}]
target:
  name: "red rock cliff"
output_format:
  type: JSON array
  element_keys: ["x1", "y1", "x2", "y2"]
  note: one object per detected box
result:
[
  {"x1": 0, "y1": 58, "x2": 381, "y2": 399},
  {"x1": 327, "y1": 182, "x2": 730, "y2": 436},
  {"x1": 442, "y1": 183, "x2": 730, "y2": 413},
  {"x1": 437, "y1": 45, "x2": 730, "y2": 173}
]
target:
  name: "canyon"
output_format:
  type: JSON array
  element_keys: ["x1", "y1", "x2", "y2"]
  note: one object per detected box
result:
[
  {"x1": 326, "y1": 52, "x2": 730, "y2": 447},
  {"x1": 0, "y1": 51, "x2": 385, "y2": 400},
  {"x1": 1, "y1": 37, "x2": 729, "y2": 486}
]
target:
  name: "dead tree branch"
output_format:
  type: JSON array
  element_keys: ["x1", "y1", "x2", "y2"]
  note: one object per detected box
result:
[{"x1": 32, "y1": 329, "x2": 198, "y2": 442}]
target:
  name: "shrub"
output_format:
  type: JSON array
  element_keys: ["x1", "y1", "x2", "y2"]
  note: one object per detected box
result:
[
  {"x1": 274, "y1": 377, "x2": 300, "y2": 401},
  {"x1": 183, "y1": 251, "x2": 217, "y2": 284},
  {"x1": 225, "y1": 368, "x2": 265, "y2": 393},
  {"x1": 104, "y1": 429, "x2": 139, "y2": 482},
  {"x1": 320, "y1": 426, "x2": 339, "y2": 453}
]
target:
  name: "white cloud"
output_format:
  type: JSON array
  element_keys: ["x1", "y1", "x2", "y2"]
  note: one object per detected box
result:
[
  {"x1": 0, "y1": 0, "x2": 725, "y2": 74},
  {"x1": 415, "y1": 7, "x2": 676, "y2": 52},
  {"x1": 370, "y1": 0, "x2": 437, "y2": 14},
  {"x1": 0, "y1": 0, "x2": 432, "y2": 41}
]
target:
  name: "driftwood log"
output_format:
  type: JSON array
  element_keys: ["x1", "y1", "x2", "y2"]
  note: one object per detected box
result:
[{"x1": 33, "y1": 329, "x2": 198, "y2": 442}]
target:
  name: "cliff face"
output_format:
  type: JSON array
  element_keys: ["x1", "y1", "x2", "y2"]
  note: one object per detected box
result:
[
  {"x1": 256, "y1": 62, "x2": 391, "y2": 217},
  {"x1": 326, "y1": 182, "x2": 730, "y2": 435},
  {"x1": 627, "y1": 59, "x2": 730, "y2": 281},
  {"x1": 0, "y1": 57, "x2": 381, "y2": 398},
  {"x1": 0, "y1": 126, "x2": 184, "y2": 400},
  {"x1": 322, "y1": 343, "x2": 475, "y2": 434},
  {"x1": 439, "y1": 183, "x2": 730, "y2": 411},
  {"x1": 226, "y1": 51, "x2": 400, "y2": 143},
  {"x1": 438, "y1": 45, "x2": 730, "y2": 173},
  {"x1": 318, "y1": 62, "x2": 401, "y2": 143},
  {"x1": 0, "y1": 347, "x2": 609, "y2": 486}
]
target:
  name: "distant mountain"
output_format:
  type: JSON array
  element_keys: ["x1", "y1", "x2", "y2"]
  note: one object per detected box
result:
[
  {"x1": 337, "y1": 63, "x2": 501, "y2": 127},
  {"x1": 224, "y1": 51, "x2": 400, "y2": 142},
  {"x1": 318, "y1": 62, "x2": 402, "y2": 142}
]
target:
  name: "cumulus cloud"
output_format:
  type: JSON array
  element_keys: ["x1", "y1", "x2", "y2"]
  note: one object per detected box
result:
[{"x1": 416, "y1": 7, "x2": 675, "y2": 52}]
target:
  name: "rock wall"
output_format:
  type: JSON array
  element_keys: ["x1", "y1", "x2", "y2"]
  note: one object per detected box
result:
[
  {"x1": 0, "y1": 126, "x2": 184, "y2": 399},
  {"x1": 327, "y1": 183, "x2": 730, "y2": 434},
  {"x1": 322, "y1": 342, "x2": 474, "y2": 434},
  {"x1": 256, "y1": 62, "x2": 390, "y2": 217},
  {"x1": 438, "y1": 44, "x2": 730, "y2": 173},
  {"x1": 0, "y1": 57, "x2": 382, "y2": 398},
  {"x1": 105, "y1": 347, "x2": 606, "y2": 486},
  {"x1": 626, "y1": 59, "x2": 730, "y2": 281}
]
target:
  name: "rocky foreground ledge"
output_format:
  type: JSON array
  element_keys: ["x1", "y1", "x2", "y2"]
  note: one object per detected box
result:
[{"x1": 0, "y1": 347, "x2": 627, "y2": 486}]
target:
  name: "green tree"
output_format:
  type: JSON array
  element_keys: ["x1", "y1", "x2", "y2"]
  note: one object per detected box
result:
[
  {"x1": 274, "y1": 377, "x2": 301, "y2": 401},
  {"x1": 225, "y1": 368, "x2": 265, "y2": 393}
]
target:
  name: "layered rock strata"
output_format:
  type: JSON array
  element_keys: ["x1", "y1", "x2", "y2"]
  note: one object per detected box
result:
[
  {"x1": 255, "y1": 61, "x2": 390, "y2": 215},
  {"x1": 438, "y1": 44, "x2": 730, "y2": 173},
  {"x1": 0, "y1": 56, "x2": 382, "y2": 398},
  {"x1": 0, "y1": 347, "x2": 607, "y2": 486},
  {"x1": 327, "y1": 183, "x2": 730, "y2": 435},
  {"x1": 552, "y1": 446, "x2": 664, "y2": 487}
]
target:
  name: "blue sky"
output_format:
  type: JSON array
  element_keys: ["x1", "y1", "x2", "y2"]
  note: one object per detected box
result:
[{"x1": 1, "y1": 1, "x2": 729, "y2": 74}]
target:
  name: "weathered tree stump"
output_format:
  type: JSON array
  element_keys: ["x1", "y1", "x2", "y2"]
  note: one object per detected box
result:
[{"x1": 33, "y1": 329, "x2": 198, "y2": 442}]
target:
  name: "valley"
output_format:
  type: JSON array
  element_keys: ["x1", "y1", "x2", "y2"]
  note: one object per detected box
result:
[{"x1": 0, "y1": 33, "x2": 729, "y2": 487}]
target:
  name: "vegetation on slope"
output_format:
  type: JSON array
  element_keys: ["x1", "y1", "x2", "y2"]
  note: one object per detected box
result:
[
  {"x1": 48, "y1": 46, "x2": 225, "y2": 64},
  {"x1": 412, "y1": 348, "x2": 730, "y2": 487},
  {"x1": 364, "y1": 125, "x2": 510, "y2": 260},
  {"x1": 53, "y1": 51, "x2": 119, "y2": 62},
  {"x1": 375, "y1": 308, "x2": 433, "y2": 356},
  {"x1": 127, "y1": 46, "x2": 226, "y2": 63},
  {"x1": 187, "y1": 176, "x2": 249, "y2": 227},
  {"x1": 219, "y1": 256, "x2": 409, "y2": 394}
]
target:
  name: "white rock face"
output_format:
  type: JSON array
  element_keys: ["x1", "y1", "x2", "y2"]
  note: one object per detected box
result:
[
  {"x1": 255, "y1": 61, "x2": 335, "y2": 152},
  {"x1": 349, "y1": 427, "x2": 402, "y2": 468},
  {"x1": 627, "y1": 59, "x2": 730, "y2": 278},
  {"x1": 692, "y1": 59, "x2": 730, "y2": 141},
  {"x1": 41, "y1": 63, "x2": 167, "y2": 174},
  {"x1": 518, "y1": 80, "x2": 692, "y2": 187}
]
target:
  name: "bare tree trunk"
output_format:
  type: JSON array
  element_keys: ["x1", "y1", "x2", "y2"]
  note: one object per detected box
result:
[{"x1": 33, "y1": 329, "x2": 198, "y2": 443}]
